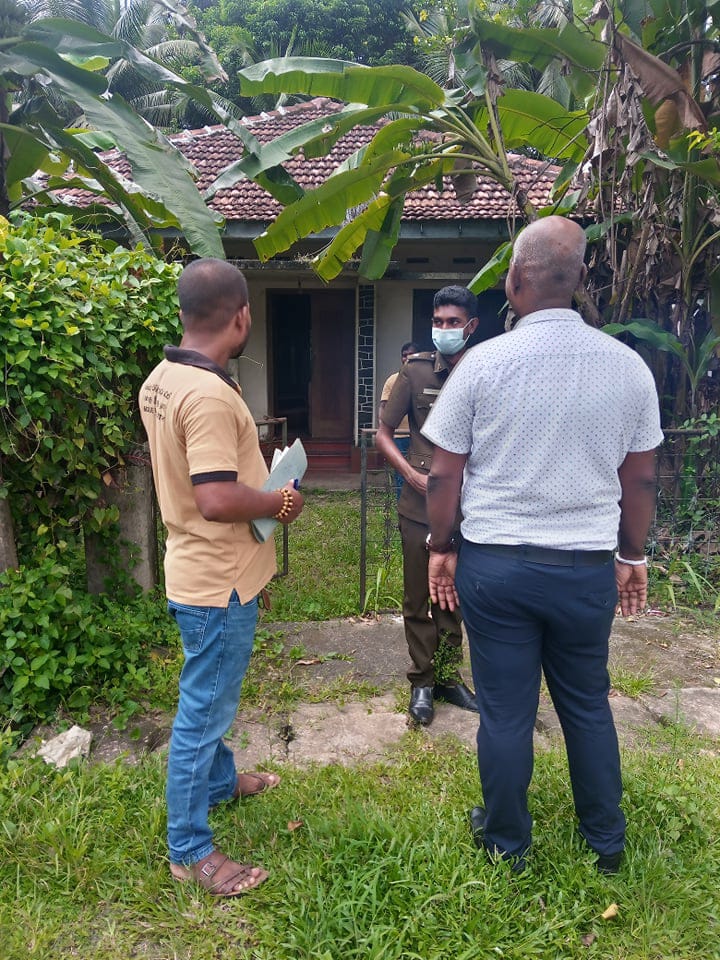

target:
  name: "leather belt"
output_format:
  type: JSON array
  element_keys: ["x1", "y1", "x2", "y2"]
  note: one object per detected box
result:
[{"x1": 469, "y1": 543, "x2": 614, "y2": 567}]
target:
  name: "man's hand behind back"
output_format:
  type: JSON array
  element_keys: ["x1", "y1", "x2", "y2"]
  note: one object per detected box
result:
[
  {"x1": 428, "y1": 551, "x2": 459, "y2": 610},
  {"x1": 614, "y1": 560, "x2": 648, "y2": 617}
]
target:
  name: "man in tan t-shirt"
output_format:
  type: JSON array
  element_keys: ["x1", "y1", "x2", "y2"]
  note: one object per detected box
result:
[
  {"x1": 379, "y1": 341, "x2": 418, "y2": 498},
  {"x1": 140, "y1": 259, "x2": 304, "y2": 898}
]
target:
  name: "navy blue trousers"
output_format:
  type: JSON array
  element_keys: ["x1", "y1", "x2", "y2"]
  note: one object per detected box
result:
[{"x1": 456, "y1": 542, "x2": 625, "y2": 860}]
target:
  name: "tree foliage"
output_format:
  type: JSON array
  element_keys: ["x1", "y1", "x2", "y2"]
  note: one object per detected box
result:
[
  {"x1": 218, "y1": 0, "x2": 720, "y2": 417},
  {"x1": 190, "y1": 0, "x2": 418, "y2": 105},
  {"x1": 23, "y1": 0, "x2": 230, "y2": 127},
  {"x1": 194, "y1": 0, "x2": 416, "y2": 65}
]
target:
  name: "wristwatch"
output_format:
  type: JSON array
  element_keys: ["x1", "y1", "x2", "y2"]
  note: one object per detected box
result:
[{"x1": 425, "y1": 532, "x2": 457, "y2": 554}]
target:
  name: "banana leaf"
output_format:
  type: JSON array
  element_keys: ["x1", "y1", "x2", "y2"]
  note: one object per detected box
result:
[
  {"x1": 474, "y1": 90, "x2": 589, "y2": 163},
  {"x1": 238, "y1": 58, "x2": 447, "y2": 111},
  {"x1": 468, "y1": 18, "x2": 605, "y2": 72},
  {"x1": 253, "y1": 149, "x2": 411, "y2": 261}
]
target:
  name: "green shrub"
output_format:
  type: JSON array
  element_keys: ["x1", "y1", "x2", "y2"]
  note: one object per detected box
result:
[
  {"x1": 0, "y1": 211, "x2": 182, "y2": 555},
  {"x1": 0, "y1": 544, "x2": 178, "y2": 735}
]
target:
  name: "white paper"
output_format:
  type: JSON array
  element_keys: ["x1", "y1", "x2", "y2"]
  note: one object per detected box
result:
[{"x1": 251, "y1": 437, "x2": 308, "y2": 542}]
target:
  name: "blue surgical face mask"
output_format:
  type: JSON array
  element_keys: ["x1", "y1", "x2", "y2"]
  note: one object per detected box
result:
[{"x1": 432, "y1": 321, "x2": 471, "y2": 356}]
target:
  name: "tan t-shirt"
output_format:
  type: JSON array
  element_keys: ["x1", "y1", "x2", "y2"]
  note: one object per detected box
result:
[
  {"x1": 140, "y1": 351, "x2": 276, "y2": 605},
  {"x1": 381, "y1": 372, "x2": 409, "y2": 434}
]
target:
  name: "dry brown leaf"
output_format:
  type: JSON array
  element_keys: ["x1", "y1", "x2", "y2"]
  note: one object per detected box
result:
[
  {"x1": 601, "y1": 903, "x2": 619, "y2": 920},
  {"x1": 615, "y1": 34, "x2": 706, "y2": 134},
  {"x1": 582, "y1": 932, "x2": 597, "y2": 946},
  {"x1": 654, "y1": 100, "x2": 681, "y2": 148},
  {"x1": 102, "y1": 472, "x2": 113, "y2": 487},
  {"x1": 294, "y1": 658, "x2": 321, "y2": 667},
  {"x1": 287, "y1": 820, "x2": 304, "y2": 832}
]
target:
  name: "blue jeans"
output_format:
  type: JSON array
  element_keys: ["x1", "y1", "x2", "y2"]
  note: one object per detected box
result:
[
  {"x1": 456, "y1": 543, "x2": 624, "y2": 861},
  {"x1": 166, "y1": 590, "x2": 258, "y2": 865}
]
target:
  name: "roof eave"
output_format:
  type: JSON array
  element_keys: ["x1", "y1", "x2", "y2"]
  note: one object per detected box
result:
[{"x1": 188, "y1": 218, "x2": 514, "y2": 242}]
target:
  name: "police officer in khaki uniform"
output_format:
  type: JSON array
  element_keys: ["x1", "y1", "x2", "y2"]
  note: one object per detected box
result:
[{"x1": 376, "y1": 286, "x2": 480, "y2": 725}]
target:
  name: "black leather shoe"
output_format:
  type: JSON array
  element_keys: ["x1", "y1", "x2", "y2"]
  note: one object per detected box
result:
[
  {"x1": 469, "y1": 806, "x2": 527, "y2": 873},
  {"x1": 409, "y1": 685, "x2": 434, "y2": 725},
  {"x1": 434, "y1": 680, "x2": 479, "y2": 713},
  {"x1": 469, "y1": 805, "x2": 486, "y2": 849},
  {"x1": 596, "y1": 850, "x2": 623, "y2": 874}
]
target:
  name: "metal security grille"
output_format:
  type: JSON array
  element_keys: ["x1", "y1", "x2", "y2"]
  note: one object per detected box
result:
[{"x1": 651, "y1": 427, "x2": 720, "y2": 565}]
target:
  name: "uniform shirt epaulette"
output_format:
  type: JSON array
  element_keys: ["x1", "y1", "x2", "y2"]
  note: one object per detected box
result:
[{"x1": 406, "y1": 351, "x2": 435, "y2": 363}]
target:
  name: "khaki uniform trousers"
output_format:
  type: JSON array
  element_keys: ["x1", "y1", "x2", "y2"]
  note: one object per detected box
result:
[{"x1": 398, "y1": 514, "x2": 463, "y2": 686}]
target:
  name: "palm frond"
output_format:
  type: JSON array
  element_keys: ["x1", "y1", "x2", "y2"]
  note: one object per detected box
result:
[
  {"x1": 143, "y1": 38, "x2": 203, "y2": 67},
  {"x1": 536, "y1": 62, "x2": 571, "y2": 109}
]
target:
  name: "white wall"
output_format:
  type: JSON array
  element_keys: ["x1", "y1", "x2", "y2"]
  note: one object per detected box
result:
[
  {"x1": 374, "y1": 282, "x2": 414, "y2": 419},
  {"x1": 228, "y1": 281, "x2": 269, "y2": 421}
]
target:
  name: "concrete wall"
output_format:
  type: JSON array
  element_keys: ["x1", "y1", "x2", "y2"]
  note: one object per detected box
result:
[
  {"x1": 230, "y1": 277, "x2": 273, "y2": 419},
  {"x1": 374, "y1": 282, "x2": 414, "y2": 408}
]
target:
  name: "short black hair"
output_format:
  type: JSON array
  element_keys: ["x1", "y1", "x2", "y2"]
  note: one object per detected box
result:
[
  {"x1": 401, "y1": 341, "x2": 419, "y2": 354},
  {"x1": 178, "y1": 258, "x2": 249, "y2": 332},
  {"x1": 433, "y1": 285, "x2": 478, "y2": 318}
]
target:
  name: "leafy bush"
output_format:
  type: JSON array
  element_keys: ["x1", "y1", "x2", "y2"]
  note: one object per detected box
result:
[
  {"x1": 0, "y1": 212, "x2": 182, "y2": 555},
  {"x1": 0, "y1": 544, "x2": 179, "y2": 736}
]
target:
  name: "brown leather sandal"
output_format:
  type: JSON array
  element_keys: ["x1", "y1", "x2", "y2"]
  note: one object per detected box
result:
[
  {"x1": 234, "y1": 771, "x2": 281, "y2": 799},
  {"x1": 171, "y1": 851, "x2": 268, "y2": 898}
]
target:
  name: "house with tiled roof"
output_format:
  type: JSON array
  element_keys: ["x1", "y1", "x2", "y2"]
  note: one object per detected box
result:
[{"x1": 65, "y1": 97, "x2": 559, "y2": 469}]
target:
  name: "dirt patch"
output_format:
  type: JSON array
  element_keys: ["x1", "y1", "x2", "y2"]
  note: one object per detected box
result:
[
  {"x1": 24, "y1": 611, "x2": 720, "y2": 767},
  {"x1": 609, "y1": 614, "x2": 719, "y2": 689}
]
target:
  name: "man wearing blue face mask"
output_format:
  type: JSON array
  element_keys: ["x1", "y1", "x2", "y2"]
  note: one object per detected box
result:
[{"x1": 376, "y1": 286, "x2": 480, "y2": 725}]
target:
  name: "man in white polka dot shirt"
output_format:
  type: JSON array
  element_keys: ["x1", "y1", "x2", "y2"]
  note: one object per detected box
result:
[{"x1": 422, "y1": 216, "x2": 663, "y2": 875}]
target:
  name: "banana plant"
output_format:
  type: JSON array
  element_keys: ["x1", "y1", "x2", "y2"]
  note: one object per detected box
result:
[
  {"x1": 468, "y1": 0, "x2": 720, "y2": 416},
  {"x1": 603, "y1": 320, "x2": 720, "y2": 416},
  {"x1": 207, "y1": 56, "x2": 593, "y2": 281}
]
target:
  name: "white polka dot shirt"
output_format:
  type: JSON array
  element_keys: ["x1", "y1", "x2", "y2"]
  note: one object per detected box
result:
[{"x1": 422, "y1": 309, "x2": 664, "y2": 550}]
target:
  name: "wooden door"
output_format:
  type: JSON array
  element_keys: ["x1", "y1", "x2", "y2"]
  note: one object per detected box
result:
[
  {"x1": 308, "y1": 290, "x2": 355, "y2": 439},
  {"x1": 268, "y1": 292, "x2": 312, "y2": 434}
]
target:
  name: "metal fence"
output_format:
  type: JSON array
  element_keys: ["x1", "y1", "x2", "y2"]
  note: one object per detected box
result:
[
  {"x1": 651, "y1": 428, "x2": 720, "y2": 564},
  {"x1": 359, "y1": 426, "x2": 720, "y2": 609},
  {"x1": 359, "y1": 429, "x2": 403, "y2": 612}
]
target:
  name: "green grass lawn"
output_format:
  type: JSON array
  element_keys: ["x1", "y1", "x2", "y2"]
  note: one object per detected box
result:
[
  {"x1": 1, "y1": 732, "x2": 719, "y2": 960},
  {"x1": 267, "y1": 487, "x2": 403, "y2": 621},
  {"x1": 4, "y1": 488, "x2": 720, "y2": 959}
]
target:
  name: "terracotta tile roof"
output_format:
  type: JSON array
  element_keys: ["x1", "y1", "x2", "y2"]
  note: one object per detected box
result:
[{"x1": 56, "y1": 97, "x2": 558, "y2": 224}]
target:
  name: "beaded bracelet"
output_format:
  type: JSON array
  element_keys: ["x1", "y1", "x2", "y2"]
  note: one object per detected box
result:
[{"x1": 273, "y1": 488, "x2": 293, "y2": 520}]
